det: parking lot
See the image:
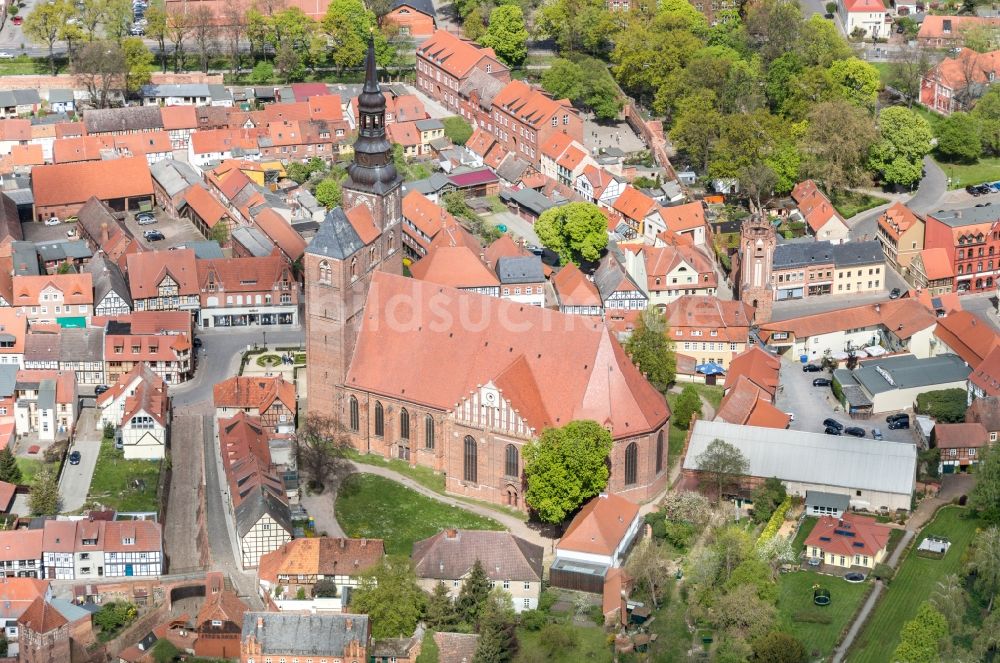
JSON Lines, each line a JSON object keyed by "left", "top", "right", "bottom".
{"left": 120, "top": 208, "right": 205, "bottom": 250}
{"left": 22, "top": 219, "right": 81, "bottom": 243}
{"left": 774, "top": 355, "right": 917, "bottom": 445}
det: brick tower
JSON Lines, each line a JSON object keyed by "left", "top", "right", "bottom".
{"left": 304, "top": 37, "right": 403, "bottom": 418}
{"left": 738, "top": 212, "right": 776, "bottom": 323}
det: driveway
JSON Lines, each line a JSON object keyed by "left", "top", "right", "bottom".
{"left": 774, "top": 357, "right": 917, "bottom": 444}
{"left": 59, "top": 409, "right": 102, "bottom": 513}
{"left": 483, "top": 211, "right": 541, "bottom": 246}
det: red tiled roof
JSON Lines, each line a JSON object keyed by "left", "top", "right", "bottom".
{"left": 918, "top": 247, "right": 953, "bottom": 280}
{"left": 933, "top": 311, "right": 1000, "bottom": 366}
{"left": 844, "top": 0, "right": 884, "bottom": 11}
{"left": 970, "top": 345, "right": 1000, "bottom": 397}
{"left": 417, "top": 30, "right": 504, "bottom": 79}
{"left": 32, "top": 158, "right": 153, "bottom": 208}
{"left": 539, "top": 132, "right": 573, "bottom": 161}
{"left": 804, "top": 513, "right": 891, "bottom": 560}
{"left": 725, "top": 345, "right": 780, "bottom": 396}
{"left": 258, "top": 537, "right": 385, "bottom": 584}
{"left": 160, "top": 105, "right": 198, "bottom": 130}
{"left": 17, "top": 597, "right": 68, "bottom": 633}
{"left": 557, "top": 493, "right": 639, "bottom": 556}
{"left": 126, "top": 248, "right": 198, "bottom": 299}
{"left": 12, "top": 273, "right": 93, "bottom": 306}
{"left": 715, "top": 376, "right": 789, "bottom": 429}
{"left": 102, "top": 520, "right": 162, "bottom": 553}
{"left": 411, "top": 245, "right": 498, "bottom": 289}
{"left": 253, "top": 208, "right": 307, "bottom": 261}
{"left": 402, "top": 190, "right": 460, "bottom": 250}
{"left": 664, "top": 295, "right": 753, "bottom": 343}
{"left": 878, "top": 202, "right": 923, "bottom": 241}
{"left": 183, "top": 185, "right": 229, "bottom": 228}
{"left": 918, "top": 15, "right": 1000, "bottom": 40}
{"left": 657, "top": 201, "right": 705, "bottom": 232}
{"left": 552, "top": 263, "right": 602, "bottom": 308}
{"left": 387, "top": 121, "right": 421, "bottom": 147}
{"left": 612, "top": 186, "right": 656, "bottom": 222}
{"left": 935, "top": 422, "right": 988, "bottom": 448}
{"left": 493, "top": 80, "right": 572, "bottom": 129}
{"left": 213, "top": 375, "right": 296, "bottom": 413}
{"left": 759, "top": 299, "right": 935, "bottom": 342}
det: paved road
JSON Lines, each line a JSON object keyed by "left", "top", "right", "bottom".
{"left": 162, "top": 414, "right": 208, "bottom": 573}
{"left": 59, "top": 409, "right": 102, "bottom": 513}
{"left": 908, "top": 157, "right": 949, "bottom": 214}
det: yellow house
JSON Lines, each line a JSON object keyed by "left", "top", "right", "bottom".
{"left": 804, "top": 513, "right": 892, "bottom": 569}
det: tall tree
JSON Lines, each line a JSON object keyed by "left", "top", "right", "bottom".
{"left": 868, "top": 106, "right": 933, "bottom": 188}
{"left": 802, "top": 100, "right": 878, "bottom": 192}
{"left": 79, "top": 0, "right": 106, "bottom": 41}
{"left": 122, "top": 37, "right": 154, "bottom": 96}
{"left": 220, "top": 0, "right": 248, "bottom": 73}
{"left": 929, "top": 574, "right": 967, "bottom": 632}
{"left": 24, "top": 0, "right": 70, "bottom": 75}
{"left": 888, "top": 43, "right": 932, "bottom": 107}
{"left": 74, "top": 40, "right": 127, "bottom": 108}
{"left": 744, "top": 0, "right": 801, "bottom": 65}
{"left": 541, "top": 59, "right": 586, "bottom": 101}
{"left": 28, "top": 468, "right": 61, "bottom": 516}
{"left": 671, "top": 90, "right": 722, "bottom": 173}
{"left": 144, "top": 0, "right": 169, "bottom": 73}
{"left": 59, "top": 19, "right": 86, "bottom": 67}
{"left": 936, "top": 112, "right": 982, "bottom": 163}
{"left": 971, "top": 445, "right": 1000, "bottom": 523}
{"left": 350, "top": 556, "right": 427, "bottom": 638}
{"left": 794, "top": 15, "right": 852, "bottom": 67}
{"left": 673, "top": 385, "right": 702, "bottom": 430}
{"left": 624, "top": 307, "right": 677, "bottom": 394}
{"left": 626, "top": 539, "right": 673, "bottom": 607}
{"left": 315, "top": 179, "right": 343, "bottom": 209}
{"left": 103, "top": 0, "right": 134, "bottom": 42}
{"left": 424, "top": 582, "right": 458, "bottom": 630}
{"left": 166, "top": 9, "right": 191, "bottom": 73}
{"left": 536, "top": 0, "right": 616, "bottom": 57}
{"left": 752, "top": 632, "right": 808, "bottom": 663}
{"left": 828, "top": 58, "right": 881, "bottom": 109}
{"left": 456, "top": 560, "right": 492, "bottom": 627}
{"left": 750, "top": 477, "right": 787, "bottom": 524}
{"left": 534, "top": 202, "right": 608, "bottom": 265}
{"left": 479, "top": 5, "right": 528, "bottom": 67}
{"left": 322, "top": 0, "right": 377, "bottom": 73}
{"left": 968, "top": 526, "right": 1000, "bottom": 612}
{"left": 523, "top": 420, "right": 613, "bottom": 523}
{"left": 893, "top": 602, "right": 948, "bottom": 663}
{"left": 0, "top": 448, "right": 22, "bottom": 485}
{"left": 295, "top": 412, "right": 350, "bottom": 492}
{"left": 695, "top": 438, "right": 749, "bottom": 499}
{"left": 190, "top": 6, "right": 218, "bottom": 73}
{"left": 473, "top": 590, "right": 517, "bottom": 663}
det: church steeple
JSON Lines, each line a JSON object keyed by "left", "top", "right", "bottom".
{"left": 346, "top": 35, "right": 399, "bottom": 193}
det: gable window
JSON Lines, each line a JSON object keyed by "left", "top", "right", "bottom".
{"left": 374, "top": 402, "right": 384, "bottom": 437}
{"left": 349, "top": 396, "right": 359, "bottom": 432}
{"left": 425, "top": 415, "right": 435, "bottom": 449}
{"left": 505, "top": 444, "right": 518, "bottom": 478}
{"left": 624, "top": 442, "right": 638, "bottom": 486}
{"left": 400, "top": 408, "right": 410, "bottom": 440}
{"left": 463, "top": 436, "right": 477, "bottom": 483}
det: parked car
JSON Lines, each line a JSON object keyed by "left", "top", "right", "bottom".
{"left": 130, "top": 27, "right": 145, "bottom": 35}
{"left": 94, "top": 384, "right": 110, "bottom": 396}
{"left": 888, "top": 419, "right": 910, "bottom": 430}
{"left": 143, "top": 230, "right": 165, "bottom": 241}
{"left": 10, "top": 16, "right": 21, "bottom": 25}
{"left": 889, "top": 288, "right": 902, "bottom": 300}
{"left": 136, "top": 212, "right": 156, "bottom": 225}
{"left": 812, "top": 378, "right": 832, "bottom": 387}
{"left": 802, "top": 364, "right": 822, "bottom": 372}
{"left": 872, "top": 428, "right": 884, "bottom": 440}
{"left": 823, "top": 418, "right": 844, "bottom": 432}
{"left": 44, "top": 217, "right": 61, "bottom": 226}
{"left": 0, "top": 52, "right": 13, "bottom": 59}
{"left": 966, "top": 184, "right": 982, "bottom": 196}
{"left": 886, "top": 412, "right": 910, "bottom": 423}
{"left": 66, "top": 229, "right": 77, "bottom": 238}
{"left": 824, "top": 426, "right": 842, "bottom": 435}
{"left": 68, "top": 451, "right": 81, "bottom": 465}
{"left": 844, "top": 427, "right": 866, "bottom": 437}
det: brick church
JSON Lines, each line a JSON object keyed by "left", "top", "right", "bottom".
{"left": 304, "top": 41, "right": 671, "bottom": 510}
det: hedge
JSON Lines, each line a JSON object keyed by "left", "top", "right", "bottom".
{"left": 756, "top": 495, "right": 793, "bottom": 547}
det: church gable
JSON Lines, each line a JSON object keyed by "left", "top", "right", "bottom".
{"left": 454, "top": 381, "right": 534, "bottom": 438}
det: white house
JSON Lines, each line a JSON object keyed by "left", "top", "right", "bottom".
{"left": 235, "top": 488, "right": 293, "bottom": 570}
{"left": 14, "top": 370, "right": 77, "bottom": 442}
{"left": 552, "top": 493, "right": 641, "bottom": 586}
{"left": 96, "top": 363, "right": 170, "bottom": 460}
{"left": 840, "top": 0, "right": 887, "bottom": 39}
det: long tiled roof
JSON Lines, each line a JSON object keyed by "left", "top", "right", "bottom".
{"left": 412, "top": 530, "right": 542, "bottom": 582}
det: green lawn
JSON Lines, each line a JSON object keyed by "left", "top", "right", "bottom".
{"left": 791, "top": 517, "right": 818, "bottom": 554}
{"left": 645, "top": 580, "right": 695, "bottom": 662}
{"left": 335, "top": 474, "right": 504, "bottom": 556}
{"left": 16, "top": 457, "right": 48, "bottom": 485}
{"left": 777, "top": 570, "right": 870, "bottom": 659}
{"left": 829, "top": 189, "right": 889, "bottom": 219}
{"left": 872, "top": 61, "right": 892, "bottom": 85}
{"left": 847, "top": 507, "right": 982, "bottom": 663}
{"left": 514, "top": 623, "right": 610, "bottom": 663}
{"left": 938, "top": 155, "right": 1000, "bottom": 189}
{"left": 0, "top": 57, "right": 53, "bottom": 75}
{"left": 85, "top": 437, "right": 161, "bottom": 513}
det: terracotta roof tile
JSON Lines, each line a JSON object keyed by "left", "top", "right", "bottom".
{"left": 878, "top": 202, "right": 923, "bottom": 241}
{"left": 664, "top": 295, "right": 753, "bottom": 343}
{"left": 932, "top": 311, "right": 1000, "bottom": 366}
{"left": 552, "top": 263, "right": 602, "bottom": 307}
{"left": 258, "top": 537, "right": 385, "bottom": 584}
{"left": 657, "top": 201, "right": 705, "bottom": 232}
{"left": 17, "top": 597, "right": 68, "bottom": 633}
{"left": 725, "top": 345, "right": 781, "bottom": 396}
{"left": 918, "top": 247, "right": 953, "bottom": 280}
{"left": 412, "top": 530, "right": 542, "bottom": 582}
{"left": 126, "top": 249, "right": 199, "bottom": 299}
{"left": 759, "top": 299, "right": 935, "bottom": 342}
{"left": 183, "top": 185, "right": 230, "bottom": 227}
{"left": 804, "top": 513, "right": 891, "bottom": 559}
{"left": 214, "top": 375, "right": 296, "bottom": 413}
{"left": 558, "top": 493, "right": 639, "bottom": 556}
{"left": 12, "top": 273, "right": 93, "bottom": 307}
{"left": 970, "top": 346, "right": 1000, "bottom": 397}
{"left": 417, "top": 30, "right": 505, "bottom": 79}
{"left": 935, "top": 422, "right": 988, "bottom": 448}
{"left": 32, "top": 158, "right": 153, "bottom": 209}
{"left": 160, "top": 105, "right": 198, "bottom": 130}
{"left": 612, "top": 186, "right": 656, "bottom": 222}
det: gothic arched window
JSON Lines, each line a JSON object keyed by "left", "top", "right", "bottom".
{"left": 624, "top": 442, "right": 638, "bottom": 486}
{"left": 400, "top": 409, "right": 410, "bottom": 440}
{"left": 505, "top": 444, "right": 518, "bottom": 479}
{"left": 349, "top": 396, "right": 359, "bottom": 432}
{"left": 350, "top": 257, "right": 358, "bottom": 280}
{"left": 425, "top": 415, "right": 435, "bottom": 449}
{"left": 319, "top": 260, "right": 331, "bottom": 284}
{"left": 463, "top": 436, "right": 477, "bottom": 483}
{"left": 656, "top": 431, "right": 664, "bottom": 474}
{"left": 374, "top": 402, "right": 384, "bottom": 437}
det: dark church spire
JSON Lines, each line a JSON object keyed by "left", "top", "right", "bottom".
{"left": 346, "top": 33, "right": 399, "bottom": 194}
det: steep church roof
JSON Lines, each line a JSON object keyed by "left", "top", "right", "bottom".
{"left": 306, "top": 207, "right": 366, "bottom": 259}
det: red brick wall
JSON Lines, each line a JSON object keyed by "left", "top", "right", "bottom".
{"left": 385, "top": 7, "right": 436, "bottom": 38}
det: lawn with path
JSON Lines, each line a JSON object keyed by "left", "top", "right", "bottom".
{"left": 86, "top": 436, "right": 160, "bottom": 513}
{"left": 777, "top": 570, "right": 870, "bottom": 659}
{"left": 847, "top": 506, "right": 981, "bottom": 663}
{"left": 335, "top": 473, "right": 505, "bottom": 556}
{"left": 792, "top": 516, "right": 818, "bottom": 554}
{"left": 937, "top": 155, "right": 1000, "bottom": 189}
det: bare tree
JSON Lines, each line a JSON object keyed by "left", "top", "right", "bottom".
{"left": 166, "top": 9, "right": 191, "bottom": 73}
{"left": 221, "top": 0, "right": 248, "bottom": 74}
{"left": 296, "top": 412, "right": 352, "bottom": 493}
{"left": 888, "top": 42, "right": 933, "bottom": 107}
{"left": 74, "top": 40, "right": 127, "bottom": 108}
{"left": 626, "top": 539, "right": 673, "bottom": 608}
{"left": 190, "top": 6, "right": 218, "bottom": 73}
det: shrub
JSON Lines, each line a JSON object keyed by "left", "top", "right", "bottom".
{"left": 44, "top": 440, "right": 69, "bottom": 464}
{"left": 916, "top": 388, "right": 968, "bottom": 423}
{"left": 587, "top": 604, "right": 605, "bottom": 625}
{"left": 519, "top": 609, "right": 547, "bottom": 631}
{"left": 872, "top": 562, "right": 895, "bottom": 583}
{"left": 755, "top": 496, "right": 792, "bottom": 548}
{"left": 538, "top": 589, "right": 558, "bottom": 613}
{"left": 664, "top": 520, "right": 698, "bottom": 551}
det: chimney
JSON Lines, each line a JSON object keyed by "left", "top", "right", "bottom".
{"left": 100, "top": 222, "right": 110, "bottom": 246}
{"left": 345, "top": 618, "right": 353, "bottom": 632}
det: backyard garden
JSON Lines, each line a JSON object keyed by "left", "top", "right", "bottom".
{"left": 85, "top": 431, "right": 161, "bottom": 513}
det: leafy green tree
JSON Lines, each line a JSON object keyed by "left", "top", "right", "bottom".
{"left": 797, "top": 15, "right": 852, "bottom": 67}
{"left": 579, "top": 58, "right": 623, "bottom": 120}
{"left": 968, "top": 526, "right": 1000, "bottom": 611}
{"left": 350, "top": 556, "right": 427, "bottom": 638}
{"left": 750, "top": 477, "right": 786, "bottom": 524}
{"left": 250, "top": 61, "right": 275, "bottom": 84}
{"left": 973, "top": 85, "right": 1000, "bottom": 155}
{"left": 122, "top": 37, "right": 154, "bottom": 96}
{"left": 536, "top": 0, "right": 616, "bottom": 57}
{"left": 323, "top": 0, "right": 382, "bottom": 72}
{"left": 802, "top": 100, "right": 878, "bottom": 191}
{"left": 534, "top": 202, "right": 608, "bottom": 265}
{"left": 869, "top": 106, "right": 933, "bottom": 187}
{"left": 893, "top": 602, "right": 948, "bottom": 663}
{"left": 166, "top": 9, "right": 191, "bottom": 73}
{"left": 623, "top": 308, "right": 676, "bottom": 393}
{"left": 915, "top": 388, "right": 968, "bottom": 423}
{"left": 210, "top": 223, "right": 229, "bottom": 245}
{"left": 93, "top": 601, "right": 138, "bottom": 633}
{"left": 103, "top": 0, "right": 134, "bottom": 41}
{"left": 463, "top": 6, "right": 487, "bottom": 41}
{"left": 145, "top": 0, "right": 169, "bottom": 73}
{"left": 523, "top": 420, "right": 613, "bottom": 523}
{"left": 626, "top": 538, "right": 673, "bottom": 607}
{"left": 828, "top": 58, "right": 881, "bottom": 108}
{"left": 473, "top": 590, "right": 517, "bottom": 663}
{"left": 275, "top": 42, "right": 305, "bottom": 83}
{"left": 673, "top": 385, "right": 702, "bottom": 430}
{"left": 151, "top": 638, "right": 180, "bottom": 663}
{"left": 972, "top": 445, "right": 1000, "bottom": 524}
{"left": 715, "top": 583, "right": 776, "bottom": 640}
{"left": 744, "top": 0, "right": 801, "bottom": 65}
{"left": 456, "top": 560, "right": 491, "bottom": 627}
{"left": 424, "top": 581, "right": 457, "bottom": 630}
{"left": 313, "top": 578, "right": 338, "bottom": 597}
{"left": 671, "top": 90, "right": 722, "bottom": 172}
{"left": 479, "top": 5, "right": 528, "bottom": 67}
{"left": 315, "top": 178, "right": 343, "bottom": 210}
{"left": 695, "top": 438, "right": 749, "bottom": 500}
{"left": 0, "top": 448, "right": 22, "bottom": 485}
{"left": 443, "top": 116, "right": 473, "bottom": 146}
{"left": 752, "top": 631, "right": 807, "bottom": 663}
{"left": 28, "top": 468, "right": 61, "bottom": 516}
{"left": 24, "top": 0, "right": 71, "bottom": 75}
{"left": 936, "top": 112, "right": 982, "bottom": 163}
{"left": 541, "top": 59, "right": 586, "bottom": 101}
{"left": 78, "top": 0, "right": 106, "bottom": 41}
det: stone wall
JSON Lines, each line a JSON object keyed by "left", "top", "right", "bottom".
{"left": 0, "top": 72, "right": 222, "bottom": 91}
{"left": 623, "top": 102, "right": 676, "bottom": 180}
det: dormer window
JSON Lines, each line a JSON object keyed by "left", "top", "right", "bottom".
{"left": 122, "top": 537, "right": 135, "bottom": 545}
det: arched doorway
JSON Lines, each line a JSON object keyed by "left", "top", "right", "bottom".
{"left": 505, "top": 485, "right": 518, "bottom": 507}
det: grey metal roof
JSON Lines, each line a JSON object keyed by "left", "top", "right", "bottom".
{"left": 208, "top": 85, "right": 233, "bottom": 102}
{"left": 241, "top": 613, "right": 370, "bottom": 656}
{"left": 495, "top": 155, "right": 530, "bottom": 184}
{"left": 500, "top": 188, "right": 555, "bottom": 216}
{"left": 415, "top": 118, "right": 444, "bottom": 131}
{"left": 85, "top": 254, "right": 132, "bottom": 309}
{"left": 12, "top": 241, "right": 39, "bottom": 275}
{"left": 4, "top": 188, "right": 32, "bottom": 206}
{"left": 832, "top": 240, "right": 883, "bottom": 268}
{"left": 0, "top": 91, "right": 14, "bottom": 107}
{"left": 773, "top": 241, "right": 834, "bottom": 270}
{"left": 47, "top": 90, "right": 75, "bottom": 104}
{"left": 150, "top": 160, "right": 202, "bottom": 199}
{"left": 38, "top": 379, "right": 56, "bottom": 410}
{"left": 234, "top": 488, "right": 292, "bottom": 537}
{"left": 407, "top": 173, "right": 452, "bottom": 195}
{"left": 682, "top": 419, "right": 917, "bottom": 496}
{"left": 392, "top": 0, "right": 436, "bottom": 16}
{"left": 496, "top": 256, "right": 544, "bottom": 284}
{"left": 179, "top": 241, "right": 224, "bottom": 259}
{"left": 50, "top": 598, "right": 90, "bottom": 623}
{"left": 806, "top": 490, "right": 850, "bottom": 511}
{"left": 253, "top": 87, "right": 277, "bottom": 100}
{"left": 232, "top": 226, "right": 276, "bottom": 258}
{"left": 0, "top": 365, "right": 17, "bottom": 398}
{"left": 928, "top": 205, "right": 1000, "bottom": 228}
{"left": 850, "top": 353, "right": 971, "bottom": 395}
{"left": 12, "top": 89, "right": 39, "bottom": 106}
{"left": 306, "top": 207, "right": 365, "bottom": 259}
{"left": 35, "top": 240, "right": 92, "bottom": 262}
